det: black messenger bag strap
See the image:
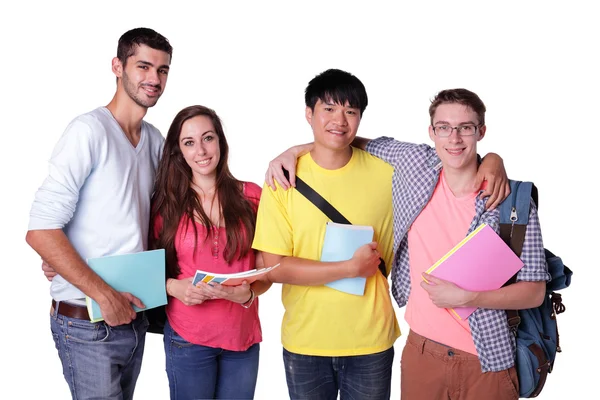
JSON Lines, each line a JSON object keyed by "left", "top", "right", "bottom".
{"left": 284, "top": 170, "right": 351, "bottom": 225}
{"left": 283, "top": 169, "right": 387, "bottom": 277}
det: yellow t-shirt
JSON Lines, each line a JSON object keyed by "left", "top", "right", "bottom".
{"left": 252, "top": 148, "right": 400, "bottom": 356}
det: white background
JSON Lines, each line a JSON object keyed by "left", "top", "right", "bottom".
{"left": 1, "top": 1, "right": 595, "bottom": 399}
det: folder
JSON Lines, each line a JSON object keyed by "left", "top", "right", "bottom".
{"left": 424, "top": 223, "right": 524, "bottom": 320}
{"left": 85, "top": 249, "right": 168, "bottom": 322}
{"left": 321, "top": 222, "right": 374, "bottom": 296}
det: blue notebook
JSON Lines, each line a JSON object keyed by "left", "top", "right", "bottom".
{"left": 321, "top": 222, "right": 374, "bottom": 296}
{"left": 85, "top": 249, "right": 167, "bottom": 322}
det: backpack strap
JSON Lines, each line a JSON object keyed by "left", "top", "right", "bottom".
{"left": 499, "top": 180, "right": 536, "bottom": 332}
{"left": 499, "top": 180, "right": 536, "bottom": 256}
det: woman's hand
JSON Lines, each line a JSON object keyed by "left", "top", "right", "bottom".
{"left": 196, "top": 280, "right": 253, "bottom": 304}
{"left": 167, "top": 277, "right": 211, "bottom": 306}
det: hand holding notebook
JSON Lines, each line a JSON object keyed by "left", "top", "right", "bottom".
{"left": 422, "top": 223, "right": 524, "bottom": 320}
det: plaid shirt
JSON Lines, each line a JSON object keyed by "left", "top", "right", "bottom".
{"left": 366, "top": 137, "right": 550, "bottom": 372}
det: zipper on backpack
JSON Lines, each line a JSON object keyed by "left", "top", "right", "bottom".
{"left": 509, "top": 181, "right": 521, "bottom": 237}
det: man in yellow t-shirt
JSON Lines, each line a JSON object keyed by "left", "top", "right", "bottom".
{"left": 252, "top": 69, "right": 399, "bottom": 400}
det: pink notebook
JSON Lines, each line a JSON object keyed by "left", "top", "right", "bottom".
{"left": 424, "top": 223, "right": 524, "bottom": 320}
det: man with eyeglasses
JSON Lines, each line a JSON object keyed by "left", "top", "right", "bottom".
{"left": 264, "top": 87, "right": 534, "bottom": 398}
{"left": 371, "top": 88, "right": 547, "bottom": 399}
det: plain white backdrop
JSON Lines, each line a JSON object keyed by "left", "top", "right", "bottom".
{"left": 1, "top": 1, "right": 595, "bottom": 398}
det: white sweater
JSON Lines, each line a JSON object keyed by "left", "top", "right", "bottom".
{"left": 28, "top": 107, "right": 164, "bottom": 302}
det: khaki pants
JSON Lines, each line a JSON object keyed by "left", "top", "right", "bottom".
{"left": 400, "top": 331, "right": 519, "bottom": 400}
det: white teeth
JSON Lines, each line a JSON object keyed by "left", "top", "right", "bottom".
{"left": 447, "top": 149, "right": 464, "bottom": 155}
{"left": 196, "top": 160, "right": 210, "bottom": 165}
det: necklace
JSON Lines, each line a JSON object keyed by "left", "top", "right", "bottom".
{"left": 211, "top": 217, "right": 220, "bottom": 259}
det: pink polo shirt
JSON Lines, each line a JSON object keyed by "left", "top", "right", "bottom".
{"left": 155, "top": 182, "right": 262, "bottom": 351}
{"left": 405, "top": 171, "right": 478, "bottom": 355}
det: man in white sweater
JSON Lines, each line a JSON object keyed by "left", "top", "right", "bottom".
{"left": 25, "top": 27, "right": 172, "bottom": 400}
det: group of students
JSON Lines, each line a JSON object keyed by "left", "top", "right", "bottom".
{"left": 26, "top": 27, "right": 550, "bottom": 400}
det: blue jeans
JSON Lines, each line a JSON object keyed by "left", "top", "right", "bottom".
{"left": 283, "top": 347, "right": 394, "bottom": 400}
{"left": 50, "top": 305, "right": 148, "bottom": 400}
{"left": 164, "top": 320, "right": 260, "bottom": 400}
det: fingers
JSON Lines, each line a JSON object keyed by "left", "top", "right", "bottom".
{"left": 486, "top": 183, "right": 502, "bottom": 210}
{"left": 472, "top": 173, "right": 484, "bottom": 192}
{"left": 195, "top": 282, "right": 231, "bottom": 299}
{"left": 41, "top": 260, "right": 57, "bottom": 281}
{"left": 288, "top": 165, "right": 296, "bottom": 188}
{"left": 273, "top": 166, "right": 291, "bottom": 190}
{"left": 266, "top": 160, "right": 293, "bottom": 191}
{"left": 123, "top": 292, "right": 145, "bottom": 309}
{"left": 265, "top": 168, "right": 275, "bottom": 191}
{"left": 483, "top": 180, "right": 497, "bottom": 209}
{"left": 421, "top": 272, "right": 440, "bottom": 284}
{"left": 484, "top": 177, "right": 509, "bottom": 210}
{"left": 488, "top": 179, "right": 511, "bottom": 210}
{"left": 420, "top": 280, "right": 432, "bottom": 292}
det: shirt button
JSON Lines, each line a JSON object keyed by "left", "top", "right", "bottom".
{"left": 448, "top": 350, "right": 455, "bottom": 357}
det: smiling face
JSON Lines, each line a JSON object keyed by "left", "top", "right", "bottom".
{"left": 115, "top": 44, "right": 170, "bottom": 109}
{"left": 429, "top": 102, "right": 486, "bottom": 173}
{"left": 306, "top": 99, "right": 361, "bottom": 151}
{"left": 179, "top": 115, "right": 221, "bottom": 182}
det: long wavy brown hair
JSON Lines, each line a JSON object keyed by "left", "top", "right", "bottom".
{"left": 149, "top": 105, "right": 257, "bottom": 279}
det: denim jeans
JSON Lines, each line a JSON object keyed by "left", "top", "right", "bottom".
{"left": 283, "top": 347, "right": 394, "bottom": 400}
{"left": 164, "top": 320, "right": 260, "bottom": 400}
{"left": 50, "top": 305, "right": 149, "bottom": 400}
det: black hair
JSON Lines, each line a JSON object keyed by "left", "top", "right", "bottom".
{"left": 305, "top": 69, "right": 368, "bottom": 116}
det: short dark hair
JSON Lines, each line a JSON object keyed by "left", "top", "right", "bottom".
{"left": 429, "top": 88, "right": 486, "bottom": 126}
{"left": 305, "top": 69, "right": 368, "bottom": 116}
{"left": 117, "top": 27, "right": 173, "bottom": 66}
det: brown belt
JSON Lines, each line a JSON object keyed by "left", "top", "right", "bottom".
{"left": 51, "top": 299, "right": 90, "bottom": 320}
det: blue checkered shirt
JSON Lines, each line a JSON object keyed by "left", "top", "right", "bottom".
{"left": 366, "top": 137, "right": 550, "bottom": 372}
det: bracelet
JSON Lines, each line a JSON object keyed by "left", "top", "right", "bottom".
{"left": 240, "top": 288, "right": 255, "bottom": 309}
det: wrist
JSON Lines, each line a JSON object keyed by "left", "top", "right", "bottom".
{"left": 293, "top": 143, "right": 313, "bottom": 157}
{"left": 463, "top": 290, "right": 479, "bottom": 307}
{"left": 345, "top": 259, "right": 358, "bottom": 278}
{"left": 95, "top": 285, "right": 118, "bottom": 307}
{"left": 240, "top": 288, "right": 255, "bottom": 308}
{"left": 166, "top": 278, "right": 175, "bottom": 296}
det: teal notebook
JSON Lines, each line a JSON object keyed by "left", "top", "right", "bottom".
{"left": 85, "top": 249, "right": 167, "bottom": 322}
{"left": 321, "top": 222, "right": 374, "bottom": 296}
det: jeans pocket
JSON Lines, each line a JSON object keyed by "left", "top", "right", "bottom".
{"left": 169, "top": 329, "right": 194, "bottom": 349}
{"left": 66, "top": 318, "right": 110, "bottom": 343}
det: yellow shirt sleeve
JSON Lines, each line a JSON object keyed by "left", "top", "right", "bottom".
{"left": 252, "top": 182, "right": 294, "bottom": 257}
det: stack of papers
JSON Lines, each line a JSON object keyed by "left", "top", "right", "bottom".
{"left": 192, "top": 263, "right": 280, "bottom": 286}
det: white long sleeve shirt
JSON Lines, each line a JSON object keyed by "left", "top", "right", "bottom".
{"left": 28, "top": 107, "right": 164, "bottom": 303}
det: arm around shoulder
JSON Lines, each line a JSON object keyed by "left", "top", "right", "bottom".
{"left": 364, "top": 136, "right": 430, "bottom": 169}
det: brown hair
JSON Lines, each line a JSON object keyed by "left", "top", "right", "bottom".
{"left": 429, "top": 88, "right": 486, "bottom": 126}
{"left": 149, "top": 105, "right": 257, "bottom": 278}
{"left": 117, "top": 27, "right": 173, "bottom": 66}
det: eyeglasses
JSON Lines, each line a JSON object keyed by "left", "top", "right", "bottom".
{"left": 432, "top": 124, "right": 479, "bottom": 137}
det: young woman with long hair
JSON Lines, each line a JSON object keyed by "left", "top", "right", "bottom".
{"left": 150, "top": 105, "right": 270, "bottom": 400}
